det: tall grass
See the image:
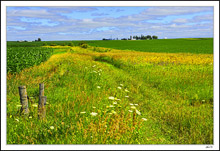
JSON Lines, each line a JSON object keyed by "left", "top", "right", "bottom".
{"left": 6, "top": 45, "right": 213, "bottom": 144}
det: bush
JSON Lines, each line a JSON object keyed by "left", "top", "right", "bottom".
{"left": 78, "top": 42, "right": 88, "bottom": 49}
{"left": 81, "top": 43, "right": 88, "bottom": 49}
{"left": 68, "top": 42, "right": 74, "bottom": 47}
{"left": 43, "top": 42, "right": 48, "bottom": 46}
{"left": 50, "top": 43, "right": 57, "bottom": 46}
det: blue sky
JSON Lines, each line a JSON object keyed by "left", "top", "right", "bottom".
{"left": 6, "top": 6, "right": 214, "bottom": 41}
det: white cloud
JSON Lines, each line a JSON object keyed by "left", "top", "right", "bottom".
{"left": 172, "top": 18, "right": 188, "bottom": 23}
{"left": 6, "top": 6, "right": 214, "bottom": 41}
{"left": 141, "top": 7, "right": 213, "bottom": 16}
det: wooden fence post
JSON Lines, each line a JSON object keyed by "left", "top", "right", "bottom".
{"left": 39, "top": 83, "right": 44, "bottom": 99}
{"left": 38, "top": 83, "right": 46, "bottom": 120}
{"left": 39, "top": 83, "right": 46, "bottom": 105}
{"left": 38, "top": 96, "right": 47, "bottom": 120}
{"left": 18, "top": 86, "right": 29, "bottom": 115}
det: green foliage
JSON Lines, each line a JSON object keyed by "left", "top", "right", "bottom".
{"left": 50, "top": 43, "right": 57, "bottom": 46}
{"left": 7, "top": 47, "right": 53, "bottom": 73}
{"left": 68, "top": 42, "right": 74, "bottom": 47}
{"left": 93, "top": 56, "right": 125, "bottom": 69}
{"left": 92, "top": 47, "right": 111, "bottom": 52}
{"left": 78, "top": 42, "right": 88, "bottom": 49}
{"left": 42, "top": 42, "right": 48, "bottom": 46}
{"left": 152, "top": 35, "right": 158, "bottom": 39}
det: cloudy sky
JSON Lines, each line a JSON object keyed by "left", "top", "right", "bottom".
{"left": 6, "top": 6, "right": 214, "bottom": 41}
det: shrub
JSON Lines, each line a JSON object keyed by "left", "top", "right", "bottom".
{"left": 42, "top": 42, "right": 48, "bottom": 46}
{"left": 68, "top": 42, "right": 74, "bottom": 47}
{"left": 50, "top": 43, "right": 57, "bottom": 46}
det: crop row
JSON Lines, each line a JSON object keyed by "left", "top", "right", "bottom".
{"left": 7, "top": 47, "right": 53, "bottom": 73}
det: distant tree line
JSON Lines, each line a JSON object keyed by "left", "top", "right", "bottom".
{"left": 17, "top": 38, "right": 41, "bottom": 42}
{"left": 132, "top": 35, "right": 158, "bottom": 40}
{"left": 103, "top": 35, "right": 158, "bottom": 41}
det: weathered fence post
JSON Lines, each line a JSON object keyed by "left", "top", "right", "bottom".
{"left": 38, "top": 96, "right": 47, "bottom": 120}
{"left": 39, "top": 83, "right": 44, "bottom": 99}
{"left": 38, "top": 83, "right": 46, "bottom": 120}
{"left": 39, "top": 83, "right": 46, "bottom": 105}
{"left": 18, "top": 86, "right": 29, "bottom": 115}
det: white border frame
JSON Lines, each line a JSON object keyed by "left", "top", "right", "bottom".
{"left": 1, "top": 1, "right": 219, "bottom": 150}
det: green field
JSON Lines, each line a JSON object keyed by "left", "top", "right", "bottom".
{"left": 7, "top": 47, "right": 53, "bottom": 73}
{"left": 87, "top": 38, "right": 213, "bottom": 54}
{"left": 7, "top": 38, "right": 213, "bottom": 54}
{"left": 6, "top": 38, "right": 213, "bottom": 144}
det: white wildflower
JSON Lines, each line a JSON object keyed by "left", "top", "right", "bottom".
{"left": 80, "top": 111, "right": 86, "bottom": 114}
{"left": 50, "top": 126, "right": 54, "bottom": 130}
{"left": 90, "top": 112, "right": 98, "bottom": 116}
{"left": 130, "top": 106, "right": 136, "bottom": 109}
{"left": 128, "top": 110, "right": 133, "bottom": 113}
{"left": 111, "top": 110, "right": 117, "bottom": 114}
{"left": 29, "top": 116, "right": 32, "bottom": 119}
{"left": 113, "top": 101, "right": 117, "bottom": 105}
{"left": 134, "top": 104, "right": 138, "bottom": 106}
{"left": 15, "top": 119, "right": 19, "bottom": 122}
{"left": 117, "top": 87, "right": 122, "bottom": 89}
{"left": 109, "top": 96, "right": 114, "bottom": 100}
{"left": 142, "top": 118, "right": 147, "bottom": 121}
{"left": 125, "top": 96, "right": 129, "bottom": 98}
{"left": 125, "top": 89, "right": 129, "bottom": 92}
{"left": 93, "top": 106, "right": 96, "bottom": 109}
{"left": 116, "top": 99, "right": 121, "bottom": 101}
{"left": 130, "top": 103, "right": 134, "bottom": 106}
{"left": 120, "top": 84, "right": 123, "bottom": 86}
{"left": 97, "top": 86, "right": 101, "bottom": 89}
{"left": 136, "top": 109, "right": 141, "bottom": 115}
{"left": 109, "top": 105, "right": 115, "bottom": 108}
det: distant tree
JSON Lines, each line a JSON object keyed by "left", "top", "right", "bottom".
{"left": 141, "top": 34, "right": 146, "bottom": 40}
{"left": 146, "top": 35, "right": 152, "bottom": 40}
{"left": 152, "top": 35, "right": 158, "bottom": 39}
{"left": 38, "top": 38, "right": 41, "bottom": 41}
{"left": 121, "top": 38, "right": 127, "bottom": 40}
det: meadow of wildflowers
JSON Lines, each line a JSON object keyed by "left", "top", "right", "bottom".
{"left": 6, "top": 39, "right": 213, "bottom": 144}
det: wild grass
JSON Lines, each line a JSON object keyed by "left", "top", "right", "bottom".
{"left": 6, "top": 44, "right": 213, "bottom": 144}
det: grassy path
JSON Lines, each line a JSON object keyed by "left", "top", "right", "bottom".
{"left": 7, "top": 46, "right": 213, "bottom": 144}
